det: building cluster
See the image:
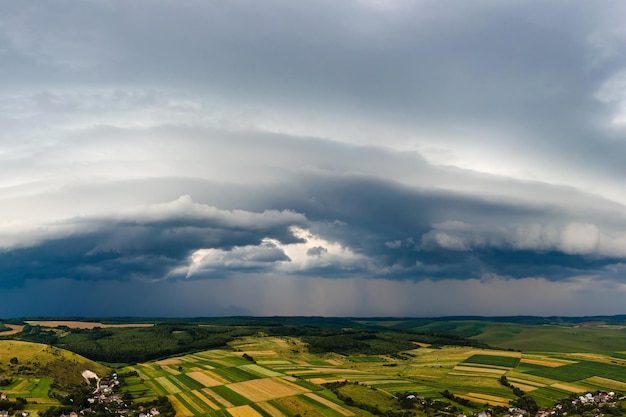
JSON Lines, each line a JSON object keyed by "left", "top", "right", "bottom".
{"left": 62, "top": 373, "right": 162, "bottom": 417}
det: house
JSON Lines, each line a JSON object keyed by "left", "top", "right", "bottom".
{"left": 0, "top": 411, "right": 9, "bottom": 417}
{"left": 0, "top": 393, "right": 6, "bottom": 400}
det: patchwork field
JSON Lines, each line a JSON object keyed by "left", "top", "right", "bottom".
{"left": 123, "top": 341, "right": 362, "bottom": 417}
{"left": 120, "top": 335, "right": 626, "bottom": 417}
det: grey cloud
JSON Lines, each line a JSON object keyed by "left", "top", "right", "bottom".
{"left": 0, "top": 197, "right": 306, "bottom": 288}
{"left": 306, "top": 246, "right": 328, "bottom": 257}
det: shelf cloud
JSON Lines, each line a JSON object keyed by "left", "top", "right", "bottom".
{"left": 2, "top": 0, "right": 626, "bottom": 316}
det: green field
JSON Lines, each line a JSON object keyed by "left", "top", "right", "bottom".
{"left": 463, "top": 354, "right": 520, "bottom": 368}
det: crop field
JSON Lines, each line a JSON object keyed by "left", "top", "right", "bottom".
{"left": 0, "top": 324, "right": 25, "bottom": 336}
{"left": 6, "top": 318, "right": 626, "bottom": 417}
{"left": 463, "top": 354, "right": 521, "bottom": 368}
{"left": 117, "top": 333, "right": 626, "bottom": 417}
{"left": 123, "top": 341, "right": 365, "bottom": 417}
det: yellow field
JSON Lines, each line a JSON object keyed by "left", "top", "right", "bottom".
{"left": 187, "top": 371, "right": 223, "bottom": 387}
{"left": 228, "top": 378, "right": 308, "bottom": 402}
{"left": 469, "top": 349, "right": 521, "bottom": 358}
{"left": 520, "top": 358, "right": 571, "bottom": 367}
{"left": 453, "top": 365, "right": 506, "bottom": 374}
{"left": 509, "top": 382, "right": 539, "bottom": 392}
{"left": 551, "top": 383, "right": 586, "bottom": 393}
{"left": 157, "top": 358, "right": 182, "bottom": 365}
{"left": 458, "top": 393, "right": 510, "bottom": 407}
{"left": 156, "top": 376, "right": 181, "bottom": 394}
{"left": 0, "top": 324, "right": 24, "bottom": 335}
{"left": 228, "top": 405, "right": 264, "bottom": 417}
{"left": 257, "top": 401, "right": 287, "bottom": 417}
{"left": 203, "top": 388, "right": 234, "bottom": 408}
{"left": 161, "top": 366, "right": 180, "bottom": 375}
{"left": 167, "top": 395, "right": 193, "bottom": 417}
{"left": 276, "top": 397, "right": 325, "bottom": 417}
{"left": 507, "top": 377, "right": 545, "bottom": 387}
{"left": 239, "top": 350, "right": 277, "bottom": 356}
{"left": 584, "top": 376, "right": 626, "bottom": 391}
{"left": 191, "top": 390, "right": 220, "bottom": 410}
{"left": 303, "top": 393, "right": 354, "bottom": 416}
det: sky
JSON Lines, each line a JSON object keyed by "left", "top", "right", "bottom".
{"left": 2, "top": 1, "right": 626, "bottom": 318}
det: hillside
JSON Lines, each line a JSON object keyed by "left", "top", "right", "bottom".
{"left": 0, "top": 340, "right": 109, "bottom": 388}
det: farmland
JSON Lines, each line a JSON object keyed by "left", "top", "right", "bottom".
{"left": 5, "top": 317, "right": 626, "bottom": 416}
{"left": 118, "top": 333, "right": 626, "bottom": 417}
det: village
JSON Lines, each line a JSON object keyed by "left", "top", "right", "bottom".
{"left": 448, "top": 390, "right": 621, "bottom": 417}
{"left": 0, "top": 372, "right": 173, "bottom": 417}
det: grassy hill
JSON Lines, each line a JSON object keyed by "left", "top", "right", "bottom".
{"left": 0, "top": 340, "right": 109, "bottom": 388}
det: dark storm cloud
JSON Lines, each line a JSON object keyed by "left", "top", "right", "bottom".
{"left": 2, "top": 157, "right": 625, "bottom": 288}
{"left": 0, "top": 197, "right": 305, "bottom": 288}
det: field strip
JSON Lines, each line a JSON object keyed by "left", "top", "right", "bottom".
{"left": 187, "top": 354, "right": 217, "bottom": 365}
{"left": 167, "top": 394, "right": 193, "bottom": 417}
{"left": 179, "top": 391, "right": 208, "bottom": 414}
{"left": 157, "top": 358, "right": 182, "bottom": 366}
{"left": 188, "top": 371, "right": 223, "bottom": 387}
{"left": 326, "top": 359, "right": 342, "bottom": 365}
{"left": 0, "top": 324, "right": 24, "bottom": 335}
{"left": 362, "top": 380, "right": 414, "bottom": 385}
{"left": 312, "top": 367, "right": 363, "bottom": 373}
{"left": 507, "top": 377, "right": 546, "bottom": 387}
{"left": 240, "top": 351, "right": 278, "bottom": 356}
{"left": 209, "top": 359, "right": 233, "bottom": 367}
{"left": 468, "top": 350, "right": 521, "bottom": 357}
{"left": 307, "top": 378, "right": 346, "bottom": 385}
{"left": 258, "top": 360, "right": 293, "bottom": 365}
{"left": 11, "top": 380, "right": 30, "bottom": 391}
{"left": 585, "top": 376, "right": 626, "bottom": 391}
{"left": 191, "top": 390, "right": 220, "bottom": 410}
{"left": 565, "top": 353, "right": 615, "bottom": 363}
{"left": 551, "top": 383, "right": 586, "bottom": 393}
{"left": 505, "top": 371, "right": 556, "bottom": 385}
{"left": 462, "top": 363, "right": 512, "bottom": 370}
{"left": 453, "top": 366, "right": 505, "bottom": 374}
{"left": 241, "top": 364, "right": 283, "bottom": 377}
{"left": 227, "top": 405, "right": 264, "bottom": 417}
{"left": 162, "top": 366, "right": 181, "bottom": 375}
{"left": 457, "top": 394, "right": 509, "bottom": 407}
{"left": 303, "top": 393, "right": 354, "bottom": 416}
{"left": 156, "top": 376, "right": 181, "bottom": 394}
{"left": 228, "top": 377, "right": 308, "bottom": 402}
{"left": 467, "top": 393, "right": 511, "bottom": 402}
{"left": 257, "top": 401, "right": 287, "bottom": 417}
{"left": 520, "top": 358, "right": 571, "bottom": 367}
{"left": 202, "top": 370, "right": 232, "bottom": 384}
{"left": 274, "top": 377, "right": 312, "bottom": 392}
{"left": 509, "top": 382, "right": 539, "bottom": 392}
{"left": 203, "top": 388, "right": 234, "bottom": 408}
